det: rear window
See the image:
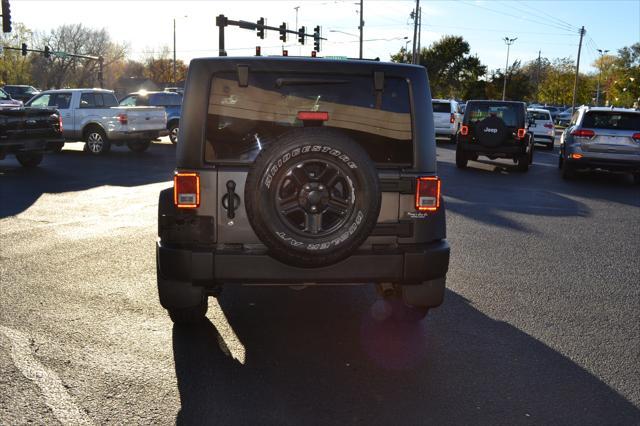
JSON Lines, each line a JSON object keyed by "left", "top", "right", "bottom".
{"left": 432, "top": 102, "right": 451, "bottom": 113}
{"left": 582, "top": 111, "right": 640, "bottom": 131}
{"left": 465, "top": 103, "right": 521, "bottom": 127}
{"left": 205, "top": 72, "right": 413, "bottom": 165}
{"left": 528, "top": 111, "right": 551, "bottom": 121}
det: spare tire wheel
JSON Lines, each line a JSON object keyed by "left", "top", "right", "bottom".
{"left": 473, "top": 116, "right": 507, "bottom": 147}
{"left": 244, "top": 128, "right": 381, "bottom": 268}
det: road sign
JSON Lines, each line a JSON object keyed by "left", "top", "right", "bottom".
{"left": 55, "top": 51, "right": 67, "bottom": 58}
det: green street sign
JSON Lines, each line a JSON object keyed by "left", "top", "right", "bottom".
{"left": 55, "top": 51, "right": 67, "bottom": 58}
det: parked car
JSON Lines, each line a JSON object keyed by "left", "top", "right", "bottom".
{"left": 0, "top": 88, "right": 23, "bottom": 109}
{"left": 456, "top": 100, "right": 534, "bottom": 172}
{"left": 555, "top": 108, "right": 573, "bottom": 126}
{"left": 164, "top": 87, "right": 184, "bottom": 96}
{"left": 2, "top": 85, "right": 40, "bottom": 103}
{"left": 26, "top": 89, "right": 167, "bottom": 154}
{"left": 432, "top": 99, "right": 462, "bottom": 142}
{"left": 527, "top": 108, "right": 556, "bottom": 150}
{"left": 156, "top": 57, "right": 450, "bottom": 324}
{"left": 0, "top": 107, "right": 64, "bottom": 167}
{"left": 559, "top": 106, "right": 640, "bottom": 182}
{"left": 543, "top": 105, "right": 564, "bottom": 120}
{"left": 119, "top": 91, "right": 182, "bottom": 144}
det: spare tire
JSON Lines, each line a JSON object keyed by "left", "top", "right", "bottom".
{"left": 473, "top": 116, "right": 507, "bottom": 147}
{"left": 244, "top": 128, "right": 381, "bottom": 268}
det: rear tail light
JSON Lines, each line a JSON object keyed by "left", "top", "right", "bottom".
{"left": 174, "top": 172, "right": 200, "bottom": 208}
{"left": 632, "top": 133, "right": 640, "bottom": 141}
{"left": 516, "top": 128, "right": 526, "bottom": 139}
{"left": 311, "top": 50, "right": 317, "bottom": 58}
{"left": 297, "top": 111, "right": 329, "bottom": 121}
{"left": 117, "top": 113, "right": 128, "bottom": 125}
{"left": 450, "top": 113, "right": 455, "bottom": 124}
{"left": 460, "top": 125, "right": 469, "bottom": 136}
{"left": 415, "top": 176, "right": 441, "bottom": 212}
{"left": 282, "top": 50, "right": 288, "bottom": 56}
{"left": 570, "top": 153, "right": 583, "bottom": 159}
{"left": 571, "top": 129, "right": 595, "bottom": 138}
{"left": 544, "top": 123, "right": 554, "bottom": 129}
{"left": 58, "top": 114, "right": 63, "bottom": 132}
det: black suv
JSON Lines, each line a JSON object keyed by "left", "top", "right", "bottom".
{"left": 456, "top": 100, "right": 534, "bottom": 172}
{"left": 156, "top": 57, "right": 449, "bottom": 324}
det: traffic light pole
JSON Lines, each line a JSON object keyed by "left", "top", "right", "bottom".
{"left": 215, "top": 14, "right": 326, "bottom": 57}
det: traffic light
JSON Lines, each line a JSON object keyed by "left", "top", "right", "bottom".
{"left": 1, "top": 0, "right": 11, "bottom": 33}
{"left": 313, "top": 26, "right": 321, "bottom": 51}
{"left": 298, "top": 26, "right": 305, "bottom": 44}
{"left": 21, "top": 42, "right": 27, "bottom": 56}
{"left": 256, "top": 17, "right": 265, "bottom": 39}
{"left": 279, "top": 22, "right": 286, "bottom": 42}
{"left": 44, "top": 46, "right": 50, "bottom": 58}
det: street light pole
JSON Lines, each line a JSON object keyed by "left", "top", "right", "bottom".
{"left": 596, "top": 48, "right": 609, "bottom": 106}
{"left": 358, "top": 0, "right": 364, "bottom": 59}
{"left": 502, "top": 36, "right": 517, "bottom": 101}
{"left": 411, "top": 0, "right": 420, "bottom": 64}
{"left": 173, "top": 18, "right": 176, "bottom": 86}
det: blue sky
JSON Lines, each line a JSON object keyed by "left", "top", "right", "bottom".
{"left": 13, "top": 0, "right": 640, "bottom": 74}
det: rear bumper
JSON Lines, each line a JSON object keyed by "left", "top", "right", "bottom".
{"left": 435, "top": 125, "right": 455, "bottom": 136}
{"left": 108, "top": 130, "right": 163, "bottom": 140}
{"left": 565, "top": 146, "right": 640, "bottom": 171}
{"left": 0, "top": 136, "right": 65, "bottom": 155}
{"left": 157, "top": 240, "right": 450, "bottom": 285}
{"left": 533, "top": 134, "right": 554, "bottom": 142}
{"left": 458, "top": 142, "right": 528, "bottom": 156}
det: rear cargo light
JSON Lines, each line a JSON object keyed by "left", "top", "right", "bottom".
{"left": 450, "top": 113, "right": 455, "bottom": 124}
{"left": 174, "top": 172, "right": 200, "bottom": 208}
{"left": 571, "top": 129, "right": 595, "bottom": 138}
{"left": 297, "top": 111, "right": 329, "bottom": 121}
{"left": 632, "top": 133, "right": 640, "bottom": 141}
{"left": 516, "top": 128, "right": 526, "bottom": 139}
{"left": 460, "top": 125, "right": 469, "bottom": 136}
{"left": 117, "top": 113, "right": 128, "bottom": 125}
{"left": 544, "top": 123, "right": 554, "bottom": 129}
{"left": 415, "top": 176, "right": 441, "bottom": 212}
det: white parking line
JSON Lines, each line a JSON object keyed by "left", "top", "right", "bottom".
{"left": 0, "top": 325, "right": 93, "bottom": 426}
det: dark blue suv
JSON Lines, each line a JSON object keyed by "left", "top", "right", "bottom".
{"left": 120, "top": 91, "right": 182, "bottom": 144}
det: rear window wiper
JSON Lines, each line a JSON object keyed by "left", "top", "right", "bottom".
{"left": 275, "top": 78, "right": 350, "bottom": 87}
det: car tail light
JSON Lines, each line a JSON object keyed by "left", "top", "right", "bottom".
{"left": 297, "top": 111, "right": 329, "bottom": 121}
{"left": 415, "top": 176, "right": 441, "bottom": 212}
{"left": 450, "top": 113, "right": 455, "bottom": 124}
{"left": 544, "top": 123, "right": 554, "bottom": 129}
{"left": 311, "top": 50, "right": 317, "bottom": 58}
{"left": 516, "top": 128, "right": 526, "bottom": 139}
{"left": 570, "top": 153, "right": 583, "bottom": 159}
{"left": 460, "top": 125, "right": 469, "bottom": 136}
{"left": 174, "top": 172, "right": 200, "bottom": 208}
{"left": 571, "top": 129, "right": 595, "bottom": 138}
{"left": 283, "top": 50, "right": 288, "bottom": 56}
{"left": 58, "top": 114, "right": 63, "bottom": 132}
{"left": 632, "top": 133, "right": 640, "bottom": 141}
{"left": 117, "top": 113, "right": 128, "bottom": 125}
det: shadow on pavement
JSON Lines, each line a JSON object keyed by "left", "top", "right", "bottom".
{"left": 0, "top": 142, "right": 176, "bottom": 218}
{"left": 172, "top": 288, "right": 640, "bottom": 425}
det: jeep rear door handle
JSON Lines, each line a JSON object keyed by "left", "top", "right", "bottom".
{"left": 222, "top": 180, "right": 240, "bottom": 219}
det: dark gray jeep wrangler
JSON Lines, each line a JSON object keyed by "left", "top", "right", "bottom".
{"left": 156, "top": 57, "right": 449, "bottom": 324}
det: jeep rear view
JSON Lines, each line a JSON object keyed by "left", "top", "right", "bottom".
{"left": 157, "top": 57, "right": 450, "bottom": 324}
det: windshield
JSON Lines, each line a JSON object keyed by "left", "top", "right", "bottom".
{"left": 432, "top": 102, "right": 451, "bottom": 113}
{"left": 582, "top": 111, "right": 640, "bottom": 131}
{"left": 0, "top": 89, "right": 10, "bottom": 100}
{"left": 205, "top": 72, "right": 413, "bottom": 165}
{"left": 465, "top": 103, "right": 522, "bottom": 127}
{"left": 528, "top": 111, "right": 551, "bottom": 121}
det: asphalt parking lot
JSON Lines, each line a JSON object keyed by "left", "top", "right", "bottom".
{"left": 0, "top": 137, "right": 639, "bottom": 425}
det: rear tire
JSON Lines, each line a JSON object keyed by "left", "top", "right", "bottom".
{"left": 84, "top": 127, "right": 110, "bottom": 155}
{"left": 455, "top": 146, "right": 468, "bottom": 168}
{"left": 127, "top": 140, "right": 151, "bottom": 153}
{"left": 168, "top": 301, "right": 208, "bottom": 325}
{"left": 16, "top": 152, "right": 43, "bottom": 168}
{"left": 516, "top": 154, "right": 530, "bottom": 172}
{"left": 168, "top": 122, "right": 179, "bottom": 144}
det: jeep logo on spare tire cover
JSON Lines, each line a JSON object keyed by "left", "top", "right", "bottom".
{"left": 473, "top": 115, "right": 507, "bottom": 147}
{"left": 244, "top": 128, "right": 381, "bottom": 268}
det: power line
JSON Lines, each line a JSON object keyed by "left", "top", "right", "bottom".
{"left": 501, "top": 1, "right": 580, "bottom": 33}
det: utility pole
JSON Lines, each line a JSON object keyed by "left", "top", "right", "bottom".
{"left": 502, "top": 36, "right": 517, "bottom": 101}
{"left": 294, "top": 6, "right": 299, "bottom": 55}
{"left": 596, "top": 48, "right": 609, "bottom": 106}
{"left": 173, "top": 18, "right": 176, "bottom": 86}
{"left": 411, "top": 0, "right": 420, "bottom": 64}
{"left": 416, "top": 6, "right": 422, "bottom": 59}
{"left": 358, "top": 0, "right": 364, "bottom": 59}
{"left": 535, "top": 50, "right": 541, "bottom": 103}
{"left": 571, "top": 26, "right": 586, "bottom": 113}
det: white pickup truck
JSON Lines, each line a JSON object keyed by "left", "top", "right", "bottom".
{"left": 26, "top": 88, "right": 167, "bottom": 154}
